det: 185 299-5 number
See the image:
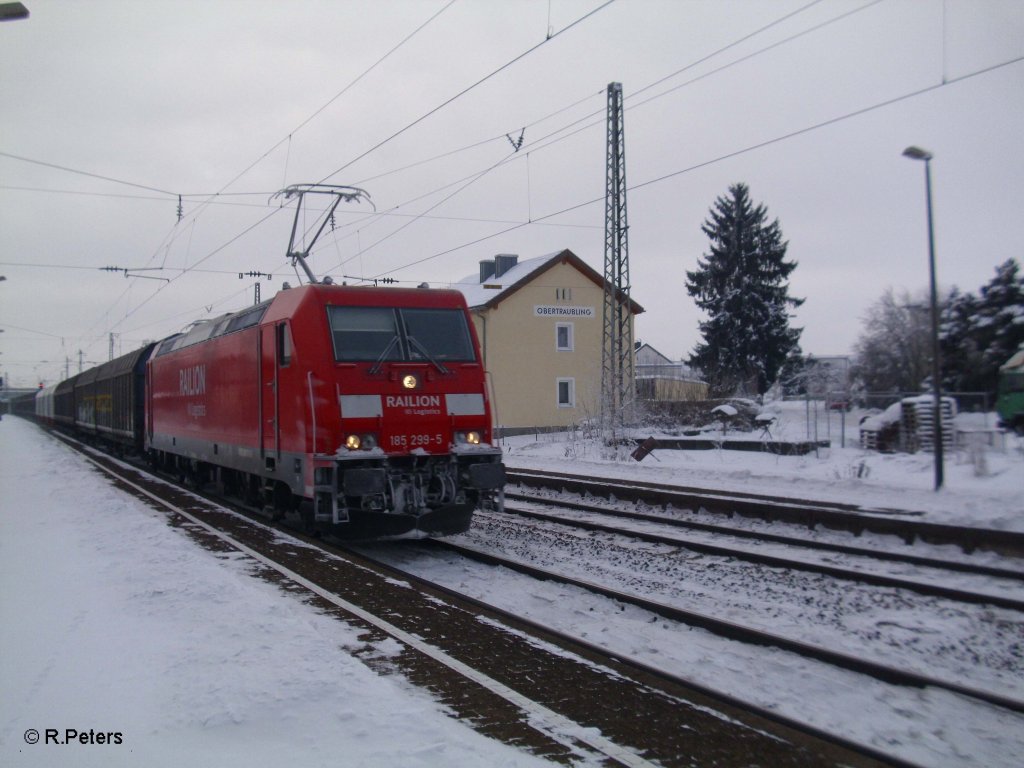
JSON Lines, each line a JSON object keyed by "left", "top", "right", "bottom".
{"left": 389, "top": 433, "right": 444, "bottom": 449}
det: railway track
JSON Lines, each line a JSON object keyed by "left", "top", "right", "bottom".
{"left": 54, "top": 433, "right": 900, "bottom": 768}
{"left": 441, "top": 493, "right": 1024, "bottom": 711}
{"left": 501, "top": 495, "right": 1024, "bottom": 611}
{"left": 347, "top": 513, "right": 1024, "bottom": 768}
{"left": 422, "top": 533, "right": 1024, "bottom": 714}
{"left": 507, "top": 468, "right": 1024, "bottom": 556}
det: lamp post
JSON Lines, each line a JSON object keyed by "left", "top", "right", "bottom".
{"left": 902, "top": 145, "right": 944, "bottom": 490}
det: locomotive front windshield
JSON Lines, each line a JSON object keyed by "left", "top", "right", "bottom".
{"left": 328, "top": 306, "right": 476, "bottom": 363}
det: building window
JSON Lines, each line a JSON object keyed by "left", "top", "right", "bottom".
{"left": 556, "top": 287, "right": 572, "bottom": 301}
{"left": 556, "top": 323, "right": 573, "bottom": 352}
{"left": 557, "top": 378, "right": 575, "bottom": 408}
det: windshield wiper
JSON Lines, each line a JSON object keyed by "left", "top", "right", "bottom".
{"left": 406, "top": 336, "right": 449, "bottom": 375}
{"left": 368, "top": 335, "right": 401, "bottom": 375}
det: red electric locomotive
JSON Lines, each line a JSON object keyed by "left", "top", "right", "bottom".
{"left": 146, "top": 282, "right": 505, "bottom": 538}
{"left": 35, "top": 185, "right": 502, "bottom": 538}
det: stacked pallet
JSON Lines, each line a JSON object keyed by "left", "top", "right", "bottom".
{"left": 900, "top": 395, "right": 957, "bottom": 453}
{"left": 859, "top": 401, "right": 902, "bottom": 452}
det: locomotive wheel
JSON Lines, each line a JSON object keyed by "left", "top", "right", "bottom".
{"left": 243, "top": 477, "right": 260, "bottom": 508}
{"left": 270, "top": 481, "right": 294, "bottom": 521}
{"left": 298, "top": 501, "right": 319, "bottom": 536}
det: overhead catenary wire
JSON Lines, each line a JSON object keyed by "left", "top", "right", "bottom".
{"left": 331, "top": 0, "right": 842, "bottom": 214}
{"left": 0, "top": 151, "right": 180, "bottom": 197}
{"left": 626, "top": 0, "right": 887, "bottom": 112}
{"left": 366, "top": 53, "right": 1024, "bottom": 283}
{"left": 48, "top": 0, "right": 462, "bottom": 366}
{"left": 300, "top": 0, "right": 881, "bottom": 268}
{"left": 175, "top": 0, "right": 459, "bottom": 215}
{"left": 104, "top": 0, "right": 619, "bottom": 319}
{"left": 0, "top": 0, "right": 856, "bottom": 221}
{"left": 324, "top": 150, "right": 523, "bottom": 276}
{"left": 0, "top": 0, "right": 842, "bottom": 279}
{"left": 0, "top": 88, "right": 605, "bottom": 206}
{"left": 317, "top": 0, "right": 618, "bottom": 185}
{"left": 105, "top": 0, "right": 962, "bottom": 315}
{"left": 309, "top": 0, "right": 981, "bottom": 283}
{"left": 9, "top": 1, "right": 1014, "bottom": 372}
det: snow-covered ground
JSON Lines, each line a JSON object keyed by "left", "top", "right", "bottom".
{"left": 0, "top": 417, "right": 548, "bottom": 768}
{"left": 499, "top": 401, "right": 1024, "bottom": 531}
{"left": 364, "top": 520, "right": 1024, "bottom": 768}
{"left": 1, "top": 402, "right": 1021, "bottom": 768}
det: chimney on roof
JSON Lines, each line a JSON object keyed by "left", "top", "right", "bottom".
{"left": 479, "top": 259, "right": 496, "bottom": 283}
{"left": 493, "top": 254, "right": 518, "bottom": 278}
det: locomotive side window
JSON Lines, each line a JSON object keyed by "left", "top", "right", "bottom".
{"left": 402, "top": 309, "right": 475, "bottom": 362}
{"left": 154, "top": 303, "right": 268, "bottom": 357}
{"left": 154, "top": 334, "right": 183, "bottom": 357}
{"left": 225, "top": 304, "right": 268, "bottom": 334}
{"left": 328, "top": 307, "right": 402, "bottom": 362}
{"left": 222, "top": 303, "right": 268, "bottom": 335}
{"left": 276, "top": 323, "right": 292, "bottom": 366}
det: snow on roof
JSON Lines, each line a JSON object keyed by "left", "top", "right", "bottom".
{"left": 636, "top": 342, "right": 674, "bottom": 365}
{"left": 1001, "top": 349, "right": 1024, "bottom": 371}
{"left": 452, "top": 249, "right": 644, "bottom": 314}
{"left": 453, "top": 252, "right": 565, "bottom": 308}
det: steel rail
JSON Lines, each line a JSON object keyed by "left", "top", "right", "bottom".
{"left": 505, "top": 487, "right": 1024, "bottom": 582}
{"left": 48, "top": 429, "right": 906, "bottom": 768}
{"left": 499, "top": 501, "right": 1024, "bottom": 612}
{"left": 427, "top": 538, "right": 1024, "bottom": 716}
{"left": 507, "top": 468, "right": 1024, "bottom": 555}
{"left": 345, "top": 542, "right": 919, "bottom": 768}
{"left": 61, "top": 442, "right": 656, "bottom": 767}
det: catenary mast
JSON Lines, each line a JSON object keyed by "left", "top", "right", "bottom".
{"left": 601, "top": 82, "right": 634, "bottom": 434}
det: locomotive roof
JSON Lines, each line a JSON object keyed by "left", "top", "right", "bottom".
{"left": 151, "top": 282, "right": 471, "bottom": 358}
{"left": 261, "top": 282, "right": 468, "bottom": 322}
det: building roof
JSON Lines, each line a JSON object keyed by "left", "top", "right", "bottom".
{"left": 635, "top": 342, "right": 673, "bottom": 365}
{"left": 453, "top": 249, "right": 644, "bottom": 314}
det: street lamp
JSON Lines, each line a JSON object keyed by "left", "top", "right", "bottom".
{"left": 902, "top": 145, "right": 944, "bottom": 490}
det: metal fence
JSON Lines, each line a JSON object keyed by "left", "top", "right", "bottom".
{"left": 789, "top": 391, "right": 1002, "bottom": 449}
{"left": 828, "top": 391, "right": 993, "bottom": 414}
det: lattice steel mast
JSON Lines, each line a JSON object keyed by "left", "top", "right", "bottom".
{"left": 601, "top": 82, "right": 634, "bottom": 431}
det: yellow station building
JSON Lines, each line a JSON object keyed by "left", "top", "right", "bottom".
{"left": 454, "top": 250, "right": 644, "bottom": 436}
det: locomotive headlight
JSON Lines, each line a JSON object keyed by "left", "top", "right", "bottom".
{"left": 402, "top": 374, "right": 418, "bottom": 389}
{"left": 345, "top": 433, "right": 378, "bottom": 451}
{"left": 455, "top": 430, "right": 482, "bottom": 445}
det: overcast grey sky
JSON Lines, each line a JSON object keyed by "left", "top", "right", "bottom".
{"left": 1, "top": 0, "right": 1022, "bottom": 387}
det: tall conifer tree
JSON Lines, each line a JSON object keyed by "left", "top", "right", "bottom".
{"left": 940, "top": 258, "right": 1024, "bottom": 398}
{"left": 686, "top": 183, "right": 803, "bottom": 395}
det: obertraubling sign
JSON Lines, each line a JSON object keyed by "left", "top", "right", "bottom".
{"left": 533, "top": 305, "right": 595, "bottom": 318}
